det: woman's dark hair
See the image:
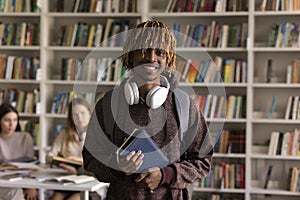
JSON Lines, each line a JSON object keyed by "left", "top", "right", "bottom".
{"left": 0, "top": 103, "right": 21, "bottom": 132}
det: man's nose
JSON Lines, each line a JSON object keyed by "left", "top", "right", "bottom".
{"left": 144, "top": 49, "right": 157, "bottom": 62}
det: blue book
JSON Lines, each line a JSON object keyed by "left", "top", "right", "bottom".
{"left": 173, "top": 23, "right": 180, "bottom": 46}
{"left": 269, "top": 95, "right": 277, "bottom": 118}
{"left": 263, "top": 165, "right": 273, "bottom": 189}
{"left": 118, "top": 129, "right": 169, "bottom": 173}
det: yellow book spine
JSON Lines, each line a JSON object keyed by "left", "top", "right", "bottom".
{"left": 87, "top": 25, "right": 95, "bottom": 47}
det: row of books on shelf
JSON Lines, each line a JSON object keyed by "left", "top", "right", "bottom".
{"left": 19, "top": 120, "right": 40, "bottom": 147}
{"left": 51, "top": 92, "right": 244, "bottom": 118}
{"left": 191, "top": 94, "right": 246, "bottom": 119}
{"left": 268, "top": 128, "right": 300, "bottom": 156}
{"left": 286, "top": 58, "right": 300, "bottom": 84}
{"left": 165, "top": 0, "right": 248, "bottom": 13}
{"left": 173, "top": 21, "right": 248, "bottom": 48}
{"left": 61, "top": 57, "right": 126, "bottom": 82}
{"left": 68, "top": 0, "right": 138, "bottom": 13}
{"left": 0, "top": 0, "right": 39, "bottom": 13}
{"left": 55, "top": 19, "right": 136, "bottom": 47}
{"left": 285, "top": 95, "right": 300, "bottom": 120}
{"left": 52, "top": 92, "right": 245, "bottom": 118}
{"left": 268, "top": 17, "right": 300, "bottom": 48}
{"left": 214, "top": 129, "right": 245, "bottom": 154}
{"left": 195, "top": 162, "right": 245, "bottom": 189}
{"left": 177, "top": 57, "right": 247, "bottom": 83}
{"left": 51, "top": 91, "right": 103, "bottom": 114}
{"left": 0, "top": 54, "right": 40, "bottom": 80}
{"left": 60, "top": 55, "right": 247, "bottom": 84}
{"left": 55, "top": 20, "right": 249, "bottom": 49}
{"left": 0, "top": 22, "right": 40, "bottom": 46}
{"left": 0, "top": 88, "right": 40, "bottom": 114}
{"left": 259, "top": 0, "right": 300, "bottom": 11}
{"left": 255, "top": 58, "right": 300, "bottom": 84}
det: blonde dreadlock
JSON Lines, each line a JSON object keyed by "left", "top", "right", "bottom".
{"left": 122, "top": 20, "right": 176, "bottom": 74}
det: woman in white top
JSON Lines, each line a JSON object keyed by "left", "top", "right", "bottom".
{"left": 0, "top": 103, "right": 38, "bottom": 200}
{"left": 47, "top": 98, "right": 92, "bottom": 200}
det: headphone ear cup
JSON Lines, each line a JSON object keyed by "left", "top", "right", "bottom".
{"left": 124, "top": 80, "right": 139, "bottom": 105}
{"left": 146, "top": 86, "right": 159, "bottom": 108}
{"left": 124, "top": 81, "right": 134, "bottom": 105}
{"left": 146, "top": 86, "right": 168, "bottom": 109}
{"left": 130, "top": 82, "right": 139, "bottom": 104}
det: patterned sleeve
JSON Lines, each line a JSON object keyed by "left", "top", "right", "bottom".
{"left": 164, "top": 99, "right": 213, "bottom": 189}
{"left": 82, "top": 96, "right": 132, "bottom": 183}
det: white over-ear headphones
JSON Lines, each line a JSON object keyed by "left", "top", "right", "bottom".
{"left": 124, "top": 75, "right": 170, "bottom": 109}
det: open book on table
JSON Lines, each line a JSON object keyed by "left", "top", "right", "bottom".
{"left": 117, "top": 129, "right": 169, "bottom": 173}
{"left": 41, "top": 175, "right": 96, "bottom": 185}
{"left": 51, "top": 156, "right": 82, "bottom": 169}
{"left": 0, "top": 162, "right": 38, "bottom": 181}
{"left": 0, "top": 172, "right": 32, "bottom": 181}
{"left": 0, "top": 162, "right": 38, "bottom": 173}
{"left": 0, "top": 163, "right": 19, "bottom": 171}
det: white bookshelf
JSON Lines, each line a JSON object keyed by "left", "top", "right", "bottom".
{"left": 250, "top": 0, "right": 300, "bottom": 199}
{"left": 1, "top": 0, "right": 300, "bottom": 199}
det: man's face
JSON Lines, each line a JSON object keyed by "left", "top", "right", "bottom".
{"left": 131, "top": 48, "right": 167, "bottom": 84}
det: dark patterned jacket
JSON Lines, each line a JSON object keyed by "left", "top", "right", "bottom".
{"left": 82, "top": 80, "right": 213, "bottom": 200}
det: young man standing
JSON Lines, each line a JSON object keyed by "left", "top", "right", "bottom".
{"left": 83, "top": 20, "right": 213, "bottom": 200}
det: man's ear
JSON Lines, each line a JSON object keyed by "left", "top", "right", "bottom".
{"left": 128, "top": 52, "right": 134, "bottom": 67}
{"left": 129, "top": 57, "right": 133, "bottom": 67}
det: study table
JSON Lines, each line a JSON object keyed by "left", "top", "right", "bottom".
{"left": 0, "top": 162, "right": 109, "bottom": 200}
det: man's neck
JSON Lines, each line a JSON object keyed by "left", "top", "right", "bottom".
{"left": 138, "top": 83, "right": 159, "bottom": 99}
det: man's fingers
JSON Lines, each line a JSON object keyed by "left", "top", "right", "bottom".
{"left": 142, "top": 167, "right": 160, "bottom": 173}
{"left": 119, "top": 151, "right": 144, "bottom": 174}
{"left": 123, "top": 159, "right": 143, "bottom": 172}
{"left": 135, "top": 172, "right": 148, "bottom": 182}
{"left": 130, "top": 150, "right": 143, "bottom": 162}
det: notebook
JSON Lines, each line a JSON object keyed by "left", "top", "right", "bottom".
{"left": 117, "top": 129, "right": 169, "bottom": 173}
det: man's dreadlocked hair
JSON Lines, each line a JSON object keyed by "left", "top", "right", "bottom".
{"left": 122, "top": 20, "right": 176, "bottom": 74}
